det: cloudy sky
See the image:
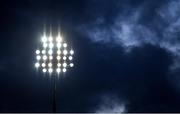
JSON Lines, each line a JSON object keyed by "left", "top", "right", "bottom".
{"left": 1, "top": 0, "right": 180, "bottom": 112}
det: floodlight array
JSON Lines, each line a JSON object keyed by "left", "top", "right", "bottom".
{"left": 35, "top": 34, "right": 74, "bottom": 74}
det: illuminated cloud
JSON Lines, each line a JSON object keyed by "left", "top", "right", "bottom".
{"left": 95, "top": 94, "right": 126, "bottom": 113}
{"left": 78, "top": 0, "right": 180, "bottom": 69}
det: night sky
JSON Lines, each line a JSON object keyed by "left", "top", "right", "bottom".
{"left": 1, "top": 0, "right": 180, "bottom": 113}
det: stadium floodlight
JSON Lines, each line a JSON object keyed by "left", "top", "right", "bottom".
{"left": 34, "top": 32, "right": 74, "bottom": 113}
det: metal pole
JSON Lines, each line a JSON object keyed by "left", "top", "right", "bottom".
{"left": 53, "top": 75, "right": 57, "bottom": 113}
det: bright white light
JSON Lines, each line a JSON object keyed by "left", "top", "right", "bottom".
{"left": 57, "top": 43, "right": 62, "bottom": 48}
{"left": 43, "top": 68, "right": 47, "bottom": 73}
{"left": 63, "top": 50, "right": 68, "bottom": 55}
{"left": 49, "top": 55, "right": 53, "bottom": 60}
{"left": 43, "top": 55, "right": 47, "bottom": 60}
{"left": 57, "top": 50, "right": 61, "bottom": 54}
{"left": 48, "top": 36, "right": 53, "bottom": 42}
{"left": 35, "top": 63, "right": 40, "bottom": 68}
{"left": 42, "top": 63, "right": 46, "bottom": 67}
{"left": 63, "top": 62, "right": 67, "bottom": 67}
{"left": 69, "top": 56, "right": 73, "bottom": 60}
{"left": 70, "top": 63, "right": 74, "bottom": 67}
{"left": 57, "top": 56, "right": 61, "bottom": 60}
{"left": 43, "top": 43, "right": 48, "bottom": 48}
{"left": 63, "top": 56, "right": 67, "bottom": 60}
{"left": 63, "top": 68, "right": 66, "bottom": 72}
{"left": 36, "top": 55, "right": 41, "bottom": 60}
{"left": 42, "top": 36, "right": 47, "bottom": 42}
{"left": 56, "top": 68, "right": 61, "bottom": 73}
{"left": 48, "top": 50, "right": 53, "bottom": 55}
{"left": 36, "top": 50, "right": 40, "bottom": 54}
{"left": 57, "top": 63, "right": 61, "bottom": 67}
{"left": 48, "top": 63, "right": 52, "bottom": 67}
{"left": 48, "top": 68, "right": 53, "bottom": 73}
{"left": 42, "top": 50, "right": 46, "bottom": 54}
{"left": 63, "top": 43, "right": 67, "bottom": 48}
{"left": 70, "top": 50, "right": 74, "bottom": 55}
{"left": 56, "top": 36, "right": 62, "bottom": 42}
{"left": 49, "top": 42, "right": 54, "bottom": 48}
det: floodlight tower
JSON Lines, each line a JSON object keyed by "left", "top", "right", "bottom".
{"left": 35, "top": 31, "right": 74, "bottom": 112}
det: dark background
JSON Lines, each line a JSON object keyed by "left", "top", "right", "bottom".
{"left": 0, "top": 0, "right": 180, "bottom": 112}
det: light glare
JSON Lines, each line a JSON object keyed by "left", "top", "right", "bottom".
{"left": 57, "top": 50, "right": 61, "bottom": 54}
{"left": 42, "top": 63, "right": 46, "bottom": 67}
{"left": 70, "top": 63, "right": 74, "bottom": 67}
{"left": 42, "top": 50, "right": 46, "bottom": 54}
{"left": 63, "top": 63, "right": 67, "bottom": 67}
{"left": 48, "top": 50, "right": 53, "bottom": 55}
{"left": 36, "top": 50, "right": 40, "bottom": 54}
{"left": 43, "top": 68, "right": 47, "bottom": 73}
{"left": 48, "top": 36, "right": 53, "bottom": 42}
{"left": 42, "top": 36, "right": 47, "bottom": 42}
{"left": 63, "top": 43, "right": 67, "bottom": 48}
{"left": 35, "top": 63, "right": 40, "bottom": 68}
{"left": 49, "top": 42, "right": 54, "bottom": 48}
{"left": 43, "top": 43, "right": 48, "bottom": 48}
{"left": 69, "top": 56, "right": 73, "bottom": 60}
{"left": 57, "top": 63, "right": 61, "bottom": 67}
{"left": 49, "top": 55, "right": 53, "bottom": 60}
{"left": 56, "top": 36, "right": 62, "bottom": 42}
{"left": 56, "top": 68, "right": 61, "bottom": 73}
{"left": 48, "top": 68, "right": 53, "bottom": 73}
{"left": 48, "top": 63, "right": 52, "bottom": 67}
{"left": 63, "top": 50, "right": 68, "bottom": 55}
{"left": 63, "top": 68, "right": 66, "bottom": 72}
{"left": 57, "top": 43, "right": 62, "bottom": 48}
{"left": 43, "top": 55, "right": 47, "bottom": 60}
{"left": 70, "top": 50, "right": 74, "bottom": 55}
{"left": 36, "top": 55, "right": 41, "bottom": 60}
{"left": 63, "top": 56, "right": 67, "bottom": 60}
{"left": 57, "top": 56, "right": 61, "bottom": 60}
